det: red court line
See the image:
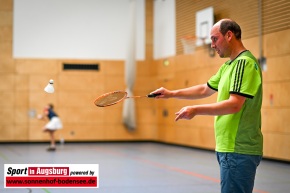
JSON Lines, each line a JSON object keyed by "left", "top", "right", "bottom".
{"left": 94, "top": 147, "right": 269, "bottom": 193}
{"left": 133, "top": 156, "right": 220, "bottom": 183}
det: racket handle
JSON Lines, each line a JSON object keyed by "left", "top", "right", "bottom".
{"left": 147, "top": 93, "right": 161, "bottom": 98}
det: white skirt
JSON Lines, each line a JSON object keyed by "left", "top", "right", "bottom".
{"left": 45, "top": 117, "right": 63, "bottom": 130}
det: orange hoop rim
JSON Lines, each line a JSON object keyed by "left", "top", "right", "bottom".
{"left": 180, "top": 35, "right": 196, "bottom": 40}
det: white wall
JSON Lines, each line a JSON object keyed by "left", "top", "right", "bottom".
{"left": 153, "top": 0, "right": 176, "bottom": 59}
{"left": 13, "top": 0, "right": 145, "bottom": 60}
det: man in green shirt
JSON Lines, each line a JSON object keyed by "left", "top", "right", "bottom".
{"left": 151, "top": 19, "right": 263, "bottom": 193}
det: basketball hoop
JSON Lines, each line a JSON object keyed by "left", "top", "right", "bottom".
{"left": 180, "top": 36, "right": 196, "bottom": 54}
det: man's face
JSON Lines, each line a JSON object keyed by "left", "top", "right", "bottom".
{"left": 210, "top": 25, "right": 230, "bottom": 58}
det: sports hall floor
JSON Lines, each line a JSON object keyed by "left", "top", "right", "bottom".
{"left": 0, "top": 142, "right": 289, "bottom": 193}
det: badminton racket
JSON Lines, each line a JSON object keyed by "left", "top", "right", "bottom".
{"left": 94, "top": 91, "right": 160, "bottom": 107}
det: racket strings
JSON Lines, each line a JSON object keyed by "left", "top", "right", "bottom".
{"left": 94, "top": 92, "right": 127, "bottom": 107}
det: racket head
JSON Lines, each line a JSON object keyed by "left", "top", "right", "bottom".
{"left": 94, "top": 91, "right": 127, "bottom": 107}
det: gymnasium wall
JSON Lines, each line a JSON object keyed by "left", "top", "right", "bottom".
{"left": 156, "top": 0, "right": 290, "bottom": 161}
{"left": 0, "top": 0, "right": 158, "bottom": 143}
{"left": 0, "top": 0, "right": 289, "bottom": 161}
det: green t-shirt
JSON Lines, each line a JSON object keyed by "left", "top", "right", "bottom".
{"left": 207, "top": 50, "right": 263, "bottom": 155}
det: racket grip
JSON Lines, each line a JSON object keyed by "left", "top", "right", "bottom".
{"left": 147, "top": 93, "right": 161, "bottom": 98}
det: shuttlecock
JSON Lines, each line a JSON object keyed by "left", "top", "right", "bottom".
{"left": 44, "top": 79, "right": 54, "bottom": 93}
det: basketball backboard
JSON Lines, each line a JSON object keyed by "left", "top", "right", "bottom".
{"left": 195, "top": 7, "right": 214, "bottom": 46}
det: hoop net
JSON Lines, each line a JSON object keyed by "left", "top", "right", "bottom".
{"left": 180, "top": 36, "right": 196, "bottom": 54}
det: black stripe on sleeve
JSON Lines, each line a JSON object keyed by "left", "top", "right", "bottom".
{"left": 230, "top": 91, "right": 254, "bottom": 99}
{"left": 207, "top": 82, "right": 218, "bottom": 91}
{"left": 238, "top": 60, "right": 245, "bottom": 92}
{"left": 233, "top": 61, "right": 239, "bottom": 92}
{"left": 233, "top": 59, "right": 246, "bottom": 92}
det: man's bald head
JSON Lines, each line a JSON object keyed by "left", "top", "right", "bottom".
{"left": 215, "top": 19, "right": 242, "bottom": 40}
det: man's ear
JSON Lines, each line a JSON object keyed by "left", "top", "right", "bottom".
{"left": 227, "top": 31, "right": 233, "bottom": 41}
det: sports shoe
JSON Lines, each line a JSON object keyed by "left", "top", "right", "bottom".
{"left": 47, "top": 147, "right": 56, "bottom": 151}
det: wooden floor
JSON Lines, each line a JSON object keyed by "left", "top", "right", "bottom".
{"left": 0, "top": 142, "right": 289, "bottom": 193}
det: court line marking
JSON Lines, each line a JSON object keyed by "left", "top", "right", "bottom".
{"left": 94, "top": 147, "right": 269, "bottom": 193}
{"left": 41, "top": 188, "right": 51, "bottom": 193}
